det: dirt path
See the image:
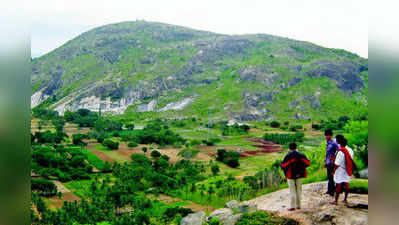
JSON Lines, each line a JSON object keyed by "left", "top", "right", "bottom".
{"left": 244, "top": 182, "right": 368, "bottom": 225}
{"left": 156, "top": 194, "right": 215, "bottom": 212}
{"left": 49, "top": 181, "right": 80, "bottom": 209}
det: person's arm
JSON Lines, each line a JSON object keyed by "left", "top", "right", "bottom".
{"left": 280, "top": 153, "right": 292, "bottom": 169}
{"left": 332, "top": 152, "right": 342, "bottom": 175}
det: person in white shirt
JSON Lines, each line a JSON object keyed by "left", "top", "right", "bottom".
{"left": 331, "top": 137, "right": 354, "bottom": 205}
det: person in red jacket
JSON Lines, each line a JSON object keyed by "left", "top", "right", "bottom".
{"left": 280, "top": 143, "right": 311, "bottom": 211}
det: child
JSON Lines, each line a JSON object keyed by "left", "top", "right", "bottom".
{"left": 331, "top": 138, "right": 354, "bottom": 205}
{"left": 280, "top": 143, "right": 311, "bottom": 211}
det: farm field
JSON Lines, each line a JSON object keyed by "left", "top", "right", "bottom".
{"left": 30, "top": 109, "right": 368, "bottom": 224}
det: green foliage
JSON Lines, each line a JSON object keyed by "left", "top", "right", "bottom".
{"left": 211, "top": 164, "right": 220, "bottom": 176}
{"left": 32, "top": 108, "right": 59, "bottom": 120}
{"left": 349, "top": 179, "right": 368, "bottom": 194}
{"left": 221, "top": 123, "right": 250, "bottom": 136}
{"left": 35, "top": 130, "right": 67, "bottom": 144}
{"left": 31, "top": 179, "right": 57, "bottom": 196}
{"left": 150, "top": 150, "right": 161, "bottom": 158}
{"left": 263, "top": 132, "right": 304, "bottom": 144}
{"left": 72, "top": 133, "right": 88, "bottom": 146}
{"left": 270, "top": 121, "right": 280, "bottom": 128}
{"left": 31, "top": 145, "right": 92, "bottom": 181}
{"left": 344, "top": 120, "right": 368, "bottom": 166}
{"left": 128, "top": 142, "right": 138, "bottom": 148}
{"left": 216, "top": 149, "right": 240, "bottom": 168}
{"left": 236, "top": 211, "right": 299, "bottom": 225}
{"left": 209, "top": 217, "right": 221, "bottom": 225}
{"left": 102, "top": 139, "right": 119, "bottom": 150}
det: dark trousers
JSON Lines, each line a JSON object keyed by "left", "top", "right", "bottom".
{"left": 326, "top": 164, "right": 335, "bottom": 196}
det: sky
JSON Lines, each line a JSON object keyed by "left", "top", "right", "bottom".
{"left": 21, "top": 0, "right": 368, "bottom": 58}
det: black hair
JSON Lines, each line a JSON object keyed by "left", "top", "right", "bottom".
{"left": 335, "top": 134, "right": 344, "bottom": 143}
{"left": 338, "top": 138, "right": 347, "bottom": 147}
{"left": 324, "top": 129, "right": 333, "bottom": 136}
{"left": 289, "top": 142, "right": 297, "bottom": 150}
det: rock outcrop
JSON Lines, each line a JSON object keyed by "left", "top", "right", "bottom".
{"left": 245, "top": 181, "right": 368, "bottom": 225}
{"left": 181, "top": 211, "right": 206, "bottom": 225}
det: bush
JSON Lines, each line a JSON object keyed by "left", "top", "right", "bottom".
{"left": 190, "top": 139, "right": 202, "bottom": 146}
{"left": 216, "top": 149, "right": 240, "bottom": 168}
{"left": 211, "top": 164, "right": 220, "bottom": 176}
{"left": 31, "top": 179, "right": 57, "bottom": 196}
{"left": 236, "top": 211, "right": 299, "bottom": 225}
{"left": 349, "top": 179, "right": 368, "bottom": 194}
{"left": 150, "top": 150, "right": 161, "bottom": 158}
{"left": 128, "top": 142, "right": 138, "bottom": 148}
{"left": 263, "top": 132, "right": 304, "bottom": 144}
{"left": 270, "top": 121, "right": 280, "bottom": 128}
{"left": 142, "top": 147, "right": 148, "bottom": 153}
{"left": 72, "top": 134, "right": 87, "bottom": 146}
{"left": 102, "top": 139, "right": 119, "bottom": 150}
{"left": 289, "top": 125, "right": 303, "bottom": 132}
{"left": 311, "top": 124, "right": 321, "bottom": 130}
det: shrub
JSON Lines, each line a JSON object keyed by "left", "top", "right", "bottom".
{"left": 311, "top": 124, "right": 321, "bottom": 130}
{"left": 72, "top": 134, "right": 87, "bottom": 146}
{"left": 190, "top": 139, "right": 202, "bottom": 146}
{"left": 263, "top": 132, "right": 304, "bottom": 144}
{"left": 102, "top": 139, "right": 119, "bottom": 150}
{"left": 236, "top": 211, "right": 299, "bottom": 225}
{"left": 31, "top": 179, "right": 57, "bottom": 196}
{"left": 130, "top": 154, "right": 152, "bottom": 167}
{"left": 161, "top": 154, "right": 170, "bottom": 162}
{"left": 209, "top": 217, "right": 221, "bottom": 225}
{"left": 284, "top": 121, "right": 290, "bottom": 126}
{"left": 216, "top": 149, "right": 227, "bottom": 162}
{"left": 270, "top": 121, "right": 280, "bottom": 128}
{"left": 128, "top": 142, "right": 138, "bottom": 148}
{"left": 216, "top": 149, "right": 240, "bottom": 168}
{"left": 211, "top": 164, "right": 220, "bottom": 176}
{"left": 150, "top": 150, "right": 161, "bottom": 158}
{"left": 142, "top": 147, "right": 148, "bottom": 153}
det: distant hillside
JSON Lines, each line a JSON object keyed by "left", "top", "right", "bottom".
{"left": 31, "top": 21, "right": 368, "bottom": 121}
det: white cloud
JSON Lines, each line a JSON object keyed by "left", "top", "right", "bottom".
{"left": 23, "top": 0, "right": 367, "bottom": 57}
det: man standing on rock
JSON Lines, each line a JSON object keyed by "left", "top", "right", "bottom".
{"left": 280, "top": 143, "right": 311, "bottom": 211}
{"left": 324, "top": 129, "right": 338, "bottom": 196}
{"left": 331, "top": 138, "right": 355, "bottom": 205}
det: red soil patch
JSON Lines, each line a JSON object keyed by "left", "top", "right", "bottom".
{"left": 240, "top": 138, "right": 285, "bottom": 157}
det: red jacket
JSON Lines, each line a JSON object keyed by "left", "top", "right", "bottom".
{"left": 280, "top": 150, "right": 310, "bottom": 179}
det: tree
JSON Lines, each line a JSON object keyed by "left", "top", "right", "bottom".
{"left": 142, "top": 147, "right": 148, "bottom": 153}
{"left": 102, "top": 139, "right": 119, "bottom": 150}
{"left": 270, "top": 121, "right": 280, "bottom": 128}
{"left": 150, "top": 150, "right": 161, "bottom": 158}
{"left": 211, "top": 164, "right": 220, "bottom": 176}
{"left": 128, "top": 142, "right": 138, "bottom": 148}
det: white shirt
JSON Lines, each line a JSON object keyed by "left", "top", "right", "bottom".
{"left": 334, "top": 146, "right": 354, "bottom": 184}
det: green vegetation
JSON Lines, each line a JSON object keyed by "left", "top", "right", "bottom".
{"left": 30, "top": 18, "right": 368, "bottom": 222}
{"left": 216, "top": 149, "right": 241, "bottom": 168}
{"left": 263, "top": 132, "right": 304, "bottom": 145}
{"left": 31, "top": 179, "right": 58, "bottom": 197}
{"left": 236, "top": 211, "right": 299, "bottom": 225}
{"left": 102, "top": 139, "right": 119, "bottom": 150}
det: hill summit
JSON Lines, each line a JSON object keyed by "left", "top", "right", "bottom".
{"left": 31, "top": 21, "right": 368, "bottom": 121}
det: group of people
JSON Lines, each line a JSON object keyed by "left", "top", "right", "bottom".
{"left": 280, "top": 129, "right": 356, "bottom": 211}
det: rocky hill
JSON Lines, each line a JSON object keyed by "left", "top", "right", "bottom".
{"left": 31, "top": 21, "right": 368, "bottom": 121}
